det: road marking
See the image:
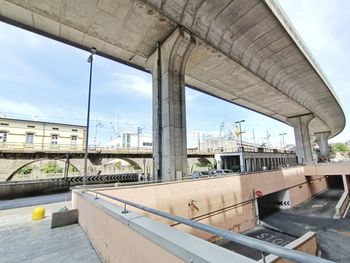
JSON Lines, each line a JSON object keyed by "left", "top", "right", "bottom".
{"left": 312, "top": 201, "right": 328, "bottom": 208}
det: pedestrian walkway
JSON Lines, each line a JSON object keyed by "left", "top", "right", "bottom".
{"left": 0, "top": 201, "right": 100, "bottom": 263}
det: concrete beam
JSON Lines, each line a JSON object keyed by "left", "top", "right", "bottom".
{"left": 288, "top": 114, "right": 314, "bottom": 164}
{"left": 148, "top": 28, "right": 195, "bottom": 181}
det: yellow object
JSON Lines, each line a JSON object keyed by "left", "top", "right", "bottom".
{"left": 32, "top": 207, "right": 45, "bottom": 220}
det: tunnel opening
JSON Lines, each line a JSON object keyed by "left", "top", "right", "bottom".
{"left": 257, "top": 190, "right": 291, "bottom": 219}
{"left": 326, "top": 175, "right": 344, "bottom": 189}
{"left": 221, "top": 156, "right": 240, "bottom": 172}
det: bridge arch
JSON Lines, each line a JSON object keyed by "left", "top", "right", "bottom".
{"left": 101, "top": 158, "right": 143, "bottom": 174}
{"left": 7, "top": 158, "right": 81, "bottom": 182}
{"left": 188, "top": 157, "right": 214, "bottom": 173}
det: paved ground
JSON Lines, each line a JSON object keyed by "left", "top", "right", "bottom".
{"left": 288, "top": 189, "right": 343, "bottom": 218}
{"left": 263, "top": 189, "right": 350, "bottom": 262}
{"left": 0, "top": 191, "right": 72, "bottom": 210}
{"left": 344, "top": 203, "right": 350, "bottom": 219}
{"left": 0, "top": 200, "right": 100, "bottom": 263}
{"left": 215, "top": 225, "right": 297, "bottom": 260}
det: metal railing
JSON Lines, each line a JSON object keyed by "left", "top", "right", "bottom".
{"left": 86, "top": 189, "right": 333, "bottom": 263}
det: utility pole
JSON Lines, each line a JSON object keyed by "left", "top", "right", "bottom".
{"left": 253, "top": 128, "right": 256, "bottom": 151}
{"left": 279, "top": 132, "right": 287, "bottom": 150}
{"left": 219, "top": 122, "right": 224, "bottom": 136}
{"left": 235, "top": 120, "right": 245, "bottom": 173}
{"left": 266, "top": 130, "right": 271, "bottom": 149}
{"left": 64, "top": 153, "right": 70, "bottom": 182}
{"left": 197, "top": 131, "right": 201, "bottom": 151}
{"left": 137, "top": 126, "right": 142, "bottom": 149}
{"left": 279, "top": 132, "right": 288, "bottom": 166}
{"left": 94, "top": 120, "right": 103, "bottom": 147}
{"left": 83, "top": 47, "right": 97, "bottom": 191}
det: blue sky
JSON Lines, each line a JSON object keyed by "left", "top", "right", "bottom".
{"left": 0, "top": 0, "right": 348, "bottom": 147}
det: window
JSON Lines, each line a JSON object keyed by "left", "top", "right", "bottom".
{"left": 26, "top": 133, "right": 34, "bottom": 144}
{"left": 71, "top": 135, "right": 77, "bottom": 145}
{"left": 142, "top": 142, "right": 152, "bottom": 146}
{"left": 27, "top": 125, "right": 35, "bottom": 128}
{"left": 0, "top": 123, "right": 9, "bottom": 126}
{"left": 51, "top": 134, "right": 59, "bottom": 144}
{"left": 0, "top": 131, "right": 7, "bottom": 142}
{"left": 72, "top": 129, "right": 78, "bottom": 132}
{"left": 52, "top": 127, "right": 59, "bottom": 130}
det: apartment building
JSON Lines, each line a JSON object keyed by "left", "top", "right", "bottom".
{"left": 0, "top": 117, "right": 85, "bottom": 151}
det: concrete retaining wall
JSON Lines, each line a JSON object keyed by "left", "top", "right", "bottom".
{"left": 93, "top": 167, "right": 327, "bottom": 240}
{"left": 0, "top": 180, "right": 69, "bottom": 199}
{"left": 72, "top": 190, "right": 255, "bottom": 263}
{"left": 335, "top": 191, "right": 349, "bottom": 218}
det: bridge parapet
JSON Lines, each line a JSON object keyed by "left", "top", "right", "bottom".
{"left": 0, "top": 142, "right": 214, "bottom": 157}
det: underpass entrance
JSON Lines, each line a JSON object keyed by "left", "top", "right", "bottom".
{"left": 326, "top": 175, "right": 344, "bottom": 189}
{"left": 257, "top": 190, "right": 291, "bottom": 219}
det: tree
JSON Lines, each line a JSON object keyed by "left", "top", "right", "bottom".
{"left": 40, "top": 161, "right": 63, "bottom": 173}
{"left": 18, "top": 165, "right": 33, "bottom": 175}
{"left": 330, "top": 143, "right": 349, "bottom": 153}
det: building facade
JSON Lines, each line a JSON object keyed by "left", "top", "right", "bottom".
{"left": 104, "top": 131, "right": 152, "bottom": 149}
{"left": 0, "top": 117, "right": 85, "bottom": 151}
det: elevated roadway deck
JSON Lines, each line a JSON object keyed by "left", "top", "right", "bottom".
{"left": 0, "top": 0, "right": 345, "bottom": 178}
{"left": 0, "top": 0, "right": 344, "bottom": 137}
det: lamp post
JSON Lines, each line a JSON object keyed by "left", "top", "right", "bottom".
{"left": 279, "top": 132, "right": 287, "bottom": 166}
{"left": 235, "top": 120, "right": 245, "bottom": 173}
{"left": 83, "top": 47, "right": 97, "bottom": 191}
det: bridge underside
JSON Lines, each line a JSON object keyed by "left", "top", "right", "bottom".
{"left": 0, "top": 0, "right": 345, "bottom": 179}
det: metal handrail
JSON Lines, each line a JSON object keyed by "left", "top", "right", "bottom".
{"left": 86, "top": 189, "right": 333, "bottom": 263}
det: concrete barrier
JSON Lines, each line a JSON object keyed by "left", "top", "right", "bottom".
{"left": 335, "top": 191, "right": 349, "bottom": 218}
{"left": 51, "top": 209, "right": 79, "bottom": 228}
{"left": 0, "top": 180, "right": 69, "bottom": 199}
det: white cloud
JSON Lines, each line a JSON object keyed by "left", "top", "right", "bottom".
{"left": 99, "top": 71, "right": 152, "bottom": 97}
{"left": 0, "top": 98, "right": 86, "bottom": 124}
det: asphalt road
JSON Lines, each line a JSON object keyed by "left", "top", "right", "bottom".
{"left": 0, "top": 191, "right": 72, "bottom": 210}
{"left": 263, "top": 189, "right": 350, "bottom": 262}
{"left": 215, "top": 225, "right": 296, "bottom": 260}
{"left": 290, "top": 189, "right": 343, "bottom": 218}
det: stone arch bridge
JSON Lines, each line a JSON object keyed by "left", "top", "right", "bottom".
{"left": 0, "top": 151, "right": 214, "bottom": 182}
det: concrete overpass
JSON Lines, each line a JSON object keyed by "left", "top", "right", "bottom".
{"left": 0, "top": 0, "right": 345, "bottom": 180}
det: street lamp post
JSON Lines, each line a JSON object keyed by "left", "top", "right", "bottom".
{"left": 279, "top": 132, "right": 287, "bottom": 166}
{"left": 235, "top": 120, "right": 245, "bottom": 173}
{"left": 83, "top": 47, "right": 97, "bottom": 191}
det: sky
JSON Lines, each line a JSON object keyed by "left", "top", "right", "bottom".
{"left": 0, "top": 0, "right": 349, "bottom": 148}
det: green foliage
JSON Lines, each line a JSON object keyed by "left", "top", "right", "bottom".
{"left": 230, "top": 165, "right": 241, "bottom": 172}
{"left": 330, "top": 143, "right": 349, "bottom": 153}
{"left": 68, "top": 165, "right": 78, "bottom": 173}
{"left": 18, "top": 165, "right": 33, "bottom": 175}
{"left": 193, "top": 161, "right": 202, "bottom": 167}
{"left": 206, "top": 163, "right": 213, "bottom": 169}
{"left": 114, "top": 161, "right": 122, "bottom": 170}
{"left": 40, "top": 161, "right": 63, "bottom": 174}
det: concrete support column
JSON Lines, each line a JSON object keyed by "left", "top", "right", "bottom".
{"left": 149, "top": 28, "right": 195, "bottom": 181}
{"left": 288, "top": 114, "right": 314, "bottom": 164}
{"left": 315, "top": 131, "right": 331, "bottom": 159}
{"left": 342, "top": 174, "right": 349, "bottom": 192}
{"left": 224, "top": 158, "right": 228, "bottom": 169}
{"left": 246, "top": 158, "right": 251, "bottom": 172}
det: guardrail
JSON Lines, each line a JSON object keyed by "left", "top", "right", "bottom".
{"left": 1, "top": 173, "right": 138, "bottom": 185}
{"left": 86, "top": 189, "right": 333, "bottom": 263}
